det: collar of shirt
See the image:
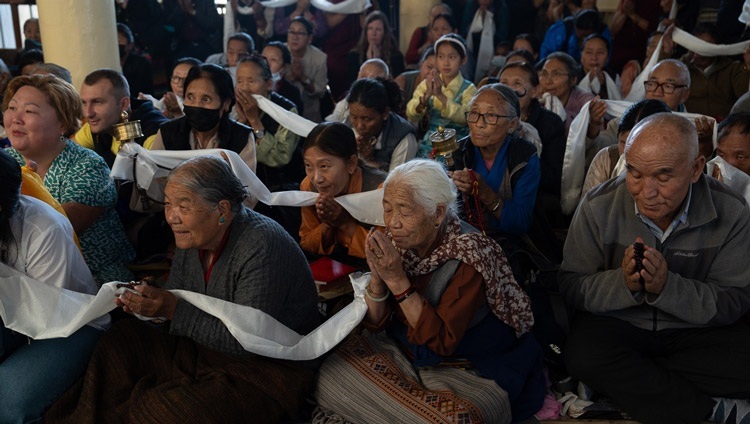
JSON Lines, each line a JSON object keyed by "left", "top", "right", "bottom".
{"left": 441, "top": 73, "right": 466, "bottom": 98}
{"left": 634, "top": 184, "right": 693, "bottom": 243}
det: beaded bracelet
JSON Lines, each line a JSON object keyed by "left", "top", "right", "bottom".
{"left": 365, "top": 286, "right": 390, "bottom": 303}
{"left": 395, "top": 285, "right": 417, "bottom": 303}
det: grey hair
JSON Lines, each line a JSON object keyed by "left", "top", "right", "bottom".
{"left": 625, "top": 112, "right": 698, "bottom": 159}
{"left": 30, "top": 63, "right": 73, "bottom": 84}
{"left": 471, "top": 83, "right": 520, "bottom": 119}
{"left": 359, "top": 58, "right": 390, "bottom": 78}
{"left": 384, "top": 159, "right": 457, "bottom": 219}
{"left": 167, "top": 156, "right": 247, "bottom": 212}
{"left": 649, "top": 58, "right": 691, "bottom": 87}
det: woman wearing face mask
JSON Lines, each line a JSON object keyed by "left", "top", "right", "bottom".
{"left": 150, "top": 64, "right": 256, "bottom": 173}
{"left": 262, "top": 41, "right": 303, "bottom": 116}
{"left": 299, "top": 122, "right": 386, "bottom": 262}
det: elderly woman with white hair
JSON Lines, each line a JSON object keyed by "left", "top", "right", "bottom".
{"left": 314, "top": 159, "right": 546, "bottom": 423}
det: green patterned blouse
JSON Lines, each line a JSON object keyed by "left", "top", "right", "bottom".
{"left": 9, "top": 140, "right": 135, "bottom": 285}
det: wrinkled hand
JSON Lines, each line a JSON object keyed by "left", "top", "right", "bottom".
{"left": 116, "top": 284, "right": 178, "bottom": 319}
{"left": 622, "top": 237, "right": 668, "bottom": 295}
{"left": 366, "top": 229, "right": 406, "bottom": 286}
{"left": 235, "top": 89, "right": 259, "bottom": 123}
{"left": 451, "top": 168, "right": 494, "bottom": 203}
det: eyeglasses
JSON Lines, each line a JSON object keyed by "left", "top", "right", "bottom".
{"left": 288, "top": 30, "right": 309, "bottom": 37}
{"left": 644, "top": 80, "right": 688, "bottom": 94}
{"left": 465, "top": 111, "right": 512, "bottom": 125}
{"left": 171, "top": 75, "right": 186, "bottom": 84}
{"left": 539, "top": 70, "right": 569, "bottom": 80}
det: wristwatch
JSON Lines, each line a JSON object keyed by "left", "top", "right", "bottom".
{"left": 254, "top": 128, "right": 265, "bottom": 140}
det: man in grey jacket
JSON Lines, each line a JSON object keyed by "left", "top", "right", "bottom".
{"left": 560, "top": 113, "right": 750, "bottom": 424}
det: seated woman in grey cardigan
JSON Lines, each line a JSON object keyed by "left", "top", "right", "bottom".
{"left": 46, "top": 155, "right": 320, "bottom": 423}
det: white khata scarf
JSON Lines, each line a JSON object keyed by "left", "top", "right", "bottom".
{"left": 578, "top": 71, "right": 622, "bottom": 100}
{"left": 466, "top": 8, "right": 495, "bottom": 82}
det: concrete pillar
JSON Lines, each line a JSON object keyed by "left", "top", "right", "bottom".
{"left": 37, "top": 0, "right": 120, "bottom": 90}
{"left": 399, "top": 1, "right": 438, "bottom": 57}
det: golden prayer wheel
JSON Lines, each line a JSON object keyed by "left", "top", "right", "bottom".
{"left": 429, "top": 126, "right": 459, "bottom": 168}
{"left": 113, "top": 111, "right": 143, "bottom": 148}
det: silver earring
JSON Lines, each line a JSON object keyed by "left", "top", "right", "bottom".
{"left": 59, "top": 135, "right": 65, "bottom": 142}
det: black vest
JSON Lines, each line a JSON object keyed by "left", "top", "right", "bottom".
{"left": 373, "top": 113, "right": 416, "bottom": 166}
{"left": 159, "top": 116, "right": 251, "bottom": 155}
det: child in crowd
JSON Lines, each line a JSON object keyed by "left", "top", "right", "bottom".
{"left": 406, "top": 33, "right": 477, "bottom": 158}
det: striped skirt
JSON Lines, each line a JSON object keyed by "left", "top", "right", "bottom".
{"left": 314, "top": 331, "right": 511, "bottom": 423}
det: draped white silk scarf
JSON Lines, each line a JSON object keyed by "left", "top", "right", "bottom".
{"left": 561, "top": 99, "right": 716, "bottom": 215}
{"left": 0, "top": 262, "right": 369, "bottom": 361}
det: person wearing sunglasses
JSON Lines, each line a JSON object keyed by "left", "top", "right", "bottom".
{"left": 450, "top": 84, "right": 540, "bottom": 238}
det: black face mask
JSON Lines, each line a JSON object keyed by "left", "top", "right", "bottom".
{"left": 118, "top": 44, "right": 127, "bottom": 58}
{"left": 183, "top": 105, "right": 222, "bottom": 132}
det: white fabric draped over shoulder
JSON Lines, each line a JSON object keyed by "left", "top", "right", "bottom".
{"left": 707, "top": 156, "right": 750, "bottom": 204}
{"left": 540, "top": 92, "right": 566, "bottom": 122}
{"left": 111, "top": 143, "right": 385, "bottom": 226}
{"left": 257, "top": 0, "right": 371, "bottom": 13}
{"left": 253, "top": 94, "right": 317, "bottom": 136}
{"left": 0, "top": 262, "right": 370, "bottom": 361}
{"left": 578, "top": 72, "right": 622, "bottom": 100}
{"left": 561, "top": 100, "right": 717, "bottom": 215}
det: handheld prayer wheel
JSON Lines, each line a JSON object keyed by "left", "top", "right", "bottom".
{"left": 113, "top": 111, "right": 143, "bottom": 148}
{"left": 429, "top": 126, "right": 459, "bottom": 168}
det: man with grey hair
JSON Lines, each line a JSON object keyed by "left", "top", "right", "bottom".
{"left": 587, "top": 59, "right": 693, "bottom": 160}
{"left": 325, "top": 58, "right": 390, "bottom": 123}
{"left": 560, "top": 113, "right": 750, "bottom": 423}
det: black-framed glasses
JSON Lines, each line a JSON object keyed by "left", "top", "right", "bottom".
{"left": 644, "top": 80, "right": 688, "bottom": 94}
{"left": 288, "top": 30, "right": 309, "bottom": 37}
{"left": 465, "top": 111, "right": 512, "bottom": 125}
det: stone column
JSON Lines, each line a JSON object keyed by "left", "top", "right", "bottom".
{"left": 37, "top": 0, "right": 120, "bottom": 90}
{"left": 399, "top": 0, "right": 438, "bottom": 56}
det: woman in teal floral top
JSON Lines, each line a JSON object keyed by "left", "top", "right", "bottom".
{"left": 2, "top": 74, "right": 134, "bottom": 285}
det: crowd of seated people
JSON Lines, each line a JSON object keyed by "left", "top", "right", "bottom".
{"left": 1, "top": 0, "right": 750, "bottom": 422}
